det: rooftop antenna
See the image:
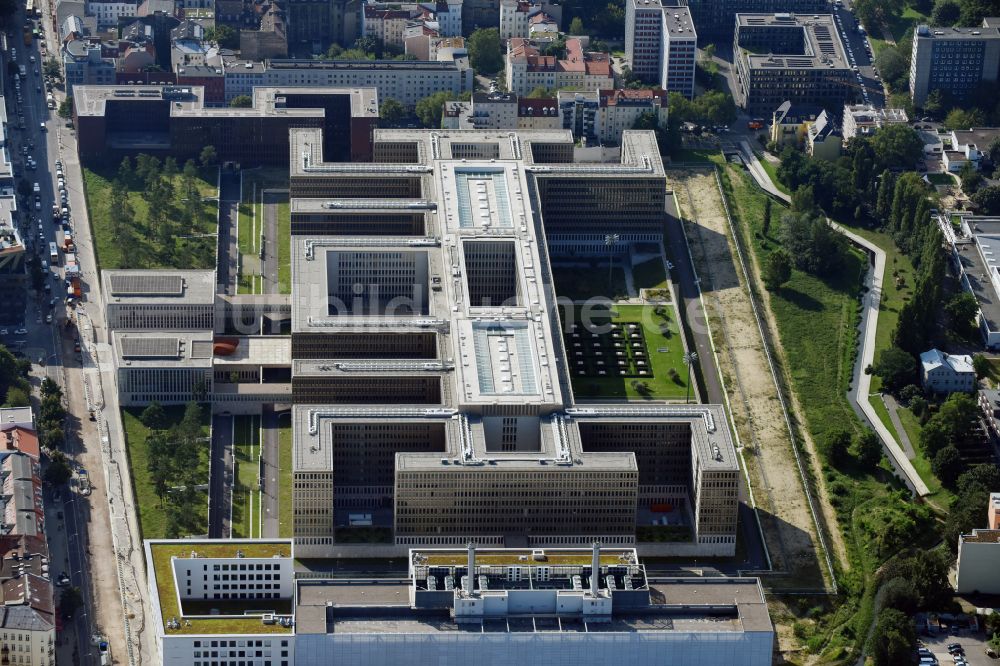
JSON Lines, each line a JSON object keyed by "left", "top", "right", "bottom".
{"left": 466, "top": 542, "right": 476, "bottom": 594}
{"left": 590, "top": 541, "right": 601, "bottom": 596}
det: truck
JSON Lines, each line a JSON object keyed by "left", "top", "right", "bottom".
{"left": 60, "top": 230, "right": 74, "bottom": 252}
{"left": 68, "top": 276, "right": 81, "bottom": 299}
{"left": 63, "top": 252, "right": 76, "bottom": 266}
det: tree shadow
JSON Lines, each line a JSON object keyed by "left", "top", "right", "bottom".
{"left": 776, "top": 287, "right": 823, "bottom": 312}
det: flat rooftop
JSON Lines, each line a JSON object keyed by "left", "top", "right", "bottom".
{"left": 145, "top": 540, "right": 293, "bottom": 636}
{"left": 959, "top": 232, "right": 1000, "bottom": 333}
{"left": 914, "top": 23, "right": 1000, "bottom": 40}
{"left": 411, "top": 547, "right": 638, "bottom": 568}
{"left": 112, "top": 330, "right": 214, "bottom": 368}
{"left": 737, "top": 13, "right": 850, "bottom": 70}
{"left": 73, "top": 85, "right": 203, "bottom": 116}
{"left": 213, "top": 336, "right": 291, "bottom": 366}
{"left": 102, "top": 269, "right": 216, "bottom": 305}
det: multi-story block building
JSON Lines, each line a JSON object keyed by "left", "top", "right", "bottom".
{"left": 505, "top": 38, "right": 614, "bottom": 96}
{"left": 0, "top": 534, "right": 55, "bottom": 666}
{"left": 734, "top": 13, "right": 854, "bottom": 117}
{"left": 223, "top": 57, "right": 473, "bottom": 107}
{"left": 74, "top": 85, "right": 377, "bottom": 165}
{"left": 102, "top": 270, "right": 216, "bottom": 329}
{"left": 112, "top": 330, "right": 215, "bottom": 405}
{"left": 0, "top": 194, "right": 24, "bottom": 327}
{"left": 683, "top": 0, "right": 825, "bottom": 39}
{"left": 957, "top": 493, "right": 1000, "bottom": 594}
{"left": 87, "top": 0, "right": 140, "bottom": 29}
{"left": 285, "top": 0, "right": 361, "bottom": 48}
{"left": 294, "top": 547, "right": 773, "bottom": 666}
{"left": 144, "top": 540, "right": 295, "bottom": 666}
{"left": 624, "top": 0, "right": 695, "bottom": 97}
{"left": 287, "top": 126, "right": 739, "bottom": 558}
{"left": 840, "top": 103, "right": 909, "bottom": 140}
{"left": 910, "top": 19, "right": 1000, "bottom": 107}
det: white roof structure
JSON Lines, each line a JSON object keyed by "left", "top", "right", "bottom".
{"left": 920, "top": 348, "right": 974, "bottom": 375}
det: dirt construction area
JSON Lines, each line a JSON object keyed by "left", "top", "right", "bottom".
{"left": 668, "top": 168, "right": 828, "bottom": 589}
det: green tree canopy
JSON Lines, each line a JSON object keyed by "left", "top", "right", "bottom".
{"left": 931, "top": 0, "right": 961, "bottom": 25}
{"left": 228, "top": 95, "right": 252, "bottom": 108}
{"left": 870, "top": 124, "right": 924, "bottom": 171}
{"left": 467, "top": 28, "right": 503, "bottom": 74}
{"left": 205, "top": 25, "right": 238, "bottom": 49}
{"left": 568, "top": 17, "right": 585, "bottom": 34}
{"left": 762, "top": 248, "right": 792, "bottom": 291}
{"left": 867, "top": 608, "right": 916, "bottom": 666}
{"left": 972, "top": 184, "right": 1000, "bottom": 213}
{"left": 379, "top": 97, "right": 406, "bottom": 126}
{"left": 870, "top": 346, "right": 916, "bottom": 392}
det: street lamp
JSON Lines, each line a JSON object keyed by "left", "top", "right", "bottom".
{"left": 683, "top": 351, "right": 698, "bottom": 404}
{"left": 605, "top": 233, "right": 619, "bottom": 293}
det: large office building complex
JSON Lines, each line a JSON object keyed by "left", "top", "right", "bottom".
{"left": 734, "top": 13, "right": 855, "bottom": 117}
{"left": 624, "top": 0, "right": 696, "bottom": 98}
{"left": 147, "top": 542, "right": 773, "bottom": 666}
{"left": 684, "top": 0, "right": 825, "bottom": 39}
{"left": 73, "top": 85, "right": 377, "bottom": 165}
{"left": 909, "top": 19, "right": 1000, "bottom": 107}
{"left": 287, "top": 126, "right": 739, "bottom": 558}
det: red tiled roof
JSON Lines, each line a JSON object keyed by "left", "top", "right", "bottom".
{"left": 0, "top": 427, "right": 39, "bottom": 461}
{"left": 599, "top": 88, "right": 668, "bottom": 107}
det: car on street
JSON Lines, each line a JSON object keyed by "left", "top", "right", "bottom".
{"left": 14, "top": 328, "right": 26, "bottom": 335}
{"left": 56, "top": 572, "right": 70, "bottom": 587}
{"left": 44, "top": 314, "right": 51, "bottom": 323}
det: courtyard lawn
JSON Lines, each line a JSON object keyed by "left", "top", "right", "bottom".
{"left": 277, "top": 419, "right": 293, "bottom": 538}
{"left": 551, "top": 263, "right": 629, "bottom": 301}
{"left": 277, "top": 201, "right": 291, "bottom": 294}
{"left": 564, "top": 303, "right": 689, "bottom": 401}
{"left": 84, "top": 166, "right": 218, "bottom": 271}
{"left": 121, "top": 405, "right": 210, "bottom": 540}
{"left": 237, "top": 168, "right": 289, "bottom": 295}
{"left": 231, "top": 414, "right": 262, "bottom": 539}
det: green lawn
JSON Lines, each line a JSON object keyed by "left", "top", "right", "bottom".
{"left": 670, "top": 148, "right": 724, "bottom": 165}
{"left": 231, "top": 414, "right": 262, "bottom": 539}
{"left": 895, "top": 406, "right": 955, "bottom": 506}
{"left": 83, "top": 166, "right": 218, "bottom": 270}
{"left": 277, "top": 201, "right": 291, "bottom": 294}
{"left": 552, "top": 263, "right": 629, "bottom": 301}
{"left": 237, "top": 168, "right": 290, "bottom": 295}
{"left": 927, "top": 173, "right": 953, "bottom": 186}
{"left": 564, "top": 303, "right": 689, "bottom": 401}
{"left": 121, "top": 405, "right": 210, "bottom": 540}
{"left": 757, "top": 156, "right": 790, "bottom": 195}
{"left": 720, "top": 165, "right": 865, "bottom": 448}
{"left": 277, "top": 419, "right": 293, "bottom": 538}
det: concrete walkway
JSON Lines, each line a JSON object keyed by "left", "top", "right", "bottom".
{"left": 738, "top": 145, "right": 931, "bottom": 496}
{"left": 883, "top": 394, "right": 917, "bottom": 460}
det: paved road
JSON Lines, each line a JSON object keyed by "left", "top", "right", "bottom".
{"left": 261, "top": 406, "right": 280, "bottom": 537}
{"left": 208, "top": 415, "right": 233, "bottom": 538}
{"left": 832, "top": 5, "right": 886, "bottom": 108}
{"left": 217, "top": 170, "right": 240, "bottom": 294}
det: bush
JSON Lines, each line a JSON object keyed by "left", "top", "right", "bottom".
{"left": 872, "top": 347, "right": 916, "bottom": 392}
{"left": 853, "top": 430, "right": 883, "bottom": 469}
{"left": 820, "top": 429, "right": 852, "bottom": 467}
{"left": 932, "top": 445, "right": 965, "bottom": 488}
{"left": 898, "top": 384, "right": 922, "bottom": 403}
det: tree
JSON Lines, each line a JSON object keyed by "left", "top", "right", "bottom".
{"left": 974, "top": 353, "right": 991, "bottom": 380}
{"left": 527, "top": 86, "right": 555, "bottom": 99}
{"left": 60, "top": 586, "right": 83, "bottom": 620}
{"left": 931, "top": 0, "right": 961, "bottom": 25}
{"left": 821, "top": 428, "right": 852, "bottom": 467}
{"left": 141, "top": 401, "right": 168, "bottom": 430}
{"left": 870, "top": 124, "right": 923, "bottom": 170}
{"left": 960, "top": 161, "right": 984, "bottom": 194}
{"left": 871, "top": 347, "right": 916, "bottom": 392}
{"left": 762, "top": 198, "right": 772, "bottom": 236}
{"left": 762, "top": 248, "right": 792, "bottom": 291}
{"left": 972, "top": 185, "right": 1000, "bottom": 213}
{"left": 933, "top": 445, "right": 965, "bottom": 487}
{"left": 945, "top": 107, "right": 986, "bottom": 130}
{"left": 379, "top": 97, "right": 406, "bottom": 126}
{"left": 920, "top": 392, "right": 979, "bottom": 457}
{"left": 43, "top": 57, "right": 61, "bottom": 81}
{"left": 199, "top": 145, "right": 217, "bottom": 167}
{"left": 568, "top": 16, "right": 585, "bottom": 34}
{"left": 228, "top": 95, "right": 252, "bottom": 108}
{"left": 853, "top": 429, "right": 883, "bottom": 469}
{"left": 467, "top": 28, "right": 503, "bottom": 74}
{"left": 415, "top": 90, "right": 462, "bottom": 128}
{"left": 867, "top": 608, "right": 916, "bottom": 666}
{"left": 44, "top": 451, "right": 72, "bottom": 485}
{"left": 205, "top": 25, "right": 238, "bottom": 49}
{"left": 41, "top": 427, "right": 64, "bottom": 451}
{"left": 790, "top": 185, "right": 816, "bottom": 214}
{"left": 57, "top": 97, "right": 73, "bottom": 119}
{"left": 875, "top": 45, "right": 910, "bottom": 92}
{"left": 946, "top": 291, "right": 981, "bottom": 338}
{"left": 881, "top": 577, "right": 921, "bottom": 614}
{"left": 40, "top": 377, "right": 60, "bottom": 399}
{"left": 880, "top": 550, "right": 952, "bottom": 609}
{"left": 4, "top": 386, "right": 28, "bottom": 407}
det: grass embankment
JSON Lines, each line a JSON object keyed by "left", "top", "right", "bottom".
{"left": 277, "top": 419, "right": 293, "bottom": 538}
{"left": 122, "top": 405, "right": 210, "bottom": 539}
{"left": 84, "top": 166, "right": 218, "bottom": 270}
{"left": 231, "top": 414, "right": 262, "bottom": 539}
{"left": 719, "top": 165, "right": 935, "bottom": 660}
{"left": 564, "top": 304, "right": 689, "bottom": 401}
{"left": 237, "top": 168, "right": 289, "bottom": 295}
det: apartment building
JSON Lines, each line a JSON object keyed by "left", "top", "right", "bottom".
{"left": 285, "top": 0, "right": 361, "bottom": 47}
{"left": 910, "top": 19, "right": 1000, "bottom": 107}
{"left": 957, "top": 493, "right": 1000, "bottom": 594}
{"left": 499, "top": 0, "right": 562, "bottom": 40}
{"left": 624, "top": 0, "right": 696, "bottom": 97}
{"left": 505, "top": 38, "right": 614, "bottom": 96}
{"left": 362, "top": 2, "right": 422, "bottom": 49}
{"left": 223, "top": 56, "right": 473, "bottom": 107}
{"left": 734, "top": 13, "right": 854, "bottom": 117}
{"left": 0, "top": 194, "right": 24, "bottom": 327}
{"left": 102, "top": 270, "right": 216, "bottom": 330}
{"left": 0, "top": 535, "right": 55, "bottom": 666}
{"left": 442, "top": 91, "right": 562, "bottom": 132}
{"left": 840, "top": 103, "right": 909, "bottom": 140}
{"left": 287, "top": 126, "right": 738, "bottom": 558}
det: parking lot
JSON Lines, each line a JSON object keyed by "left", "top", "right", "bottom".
{"left": 921, "top": 632, "right": 997, "bottom": 666}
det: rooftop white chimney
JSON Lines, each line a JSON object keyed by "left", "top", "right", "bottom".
{"left": 590, "top": 541, "right": 601, "bottom": 596}
{"left": 466, "top": 542, "right": 476, "bottom": 593}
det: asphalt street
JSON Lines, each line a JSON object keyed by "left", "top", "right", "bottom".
{"left": 209, "top": 414, "right": 234, "bottom": 538}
